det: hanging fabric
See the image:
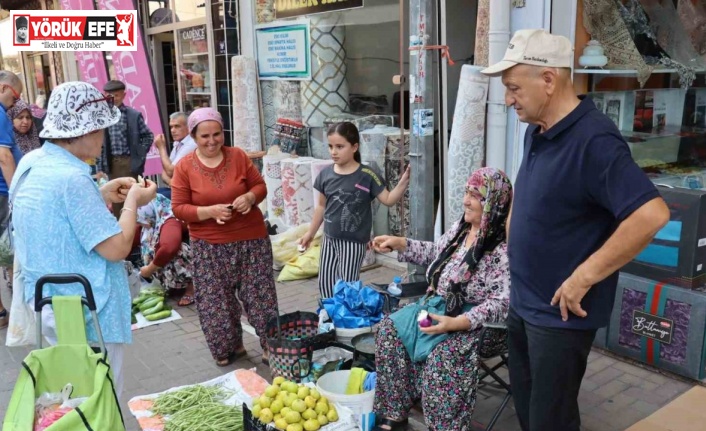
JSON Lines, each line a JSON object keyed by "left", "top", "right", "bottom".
{"left": 231, "top": 56, "right": 263, "bottom": 152}
{"left": 261, "top": 82, "right": 277, "bottom": 148}
{"left": 583, "top": 0, "right": 653, "bottom": 87}
{"left": 473, "top": 0, "right": 490, "bottom": 67}
{"left": 301, "top": 13, "right": 350, "bottom": 127}
{"left": 677, "top": 0, "right": 706, "bottom": 58}
{"left": 445, "top": 66, "right": 489, "bottom": 230}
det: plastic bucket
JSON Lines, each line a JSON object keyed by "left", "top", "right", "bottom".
{"left": 335, "top": 326, "right": 372, "bottom": 347}
{"left": 317, "top": 370, "right": 375, "bottom": 431}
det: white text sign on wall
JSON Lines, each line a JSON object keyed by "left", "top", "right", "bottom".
{"left": 255, "top": 20, "right": 310, "bottom": 80}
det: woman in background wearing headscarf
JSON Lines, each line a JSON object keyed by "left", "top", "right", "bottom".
{"left": 171, "top": 107, "right": 279, "bottom": 367}
{"left": 371, "top": 167, "right": 512, "bottom": 431}
{"left": 7, "top": 99, "right": 40, "bottom": 154}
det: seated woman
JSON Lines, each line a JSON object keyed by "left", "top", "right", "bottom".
{"left": 137, "top": 193, "right": 194, "bottom": 306}
{"left": 371, "top": 167, "right": 512, "bottom": 431}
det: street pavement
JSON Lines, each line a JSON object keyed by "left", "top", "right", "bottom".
{"left": 0, "top": 256, "right": 697, "bottom": 431}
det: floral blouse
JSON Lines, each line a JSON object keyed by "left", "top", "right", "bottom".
{"left": 398, "top": 221, "right": 510, "bottom": 330}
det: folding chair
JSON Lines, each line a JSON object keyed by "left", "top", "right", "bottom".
{"left": 476, "top": 322, "right": 512, "bottom": 431}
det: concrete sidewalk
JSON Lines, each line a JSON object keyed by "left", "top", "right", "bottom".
{"left": 0, "top": 261, "right": 695, "bottom": 431}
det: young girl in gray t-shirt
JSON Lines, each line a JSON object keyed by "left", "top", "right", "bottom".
{"left": 299, "top": 122, "right": 410, "bottom": 298}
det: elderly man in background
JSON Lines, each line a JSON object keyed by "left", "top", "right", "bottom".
{"left": 98, "top": 79, "right": 154, "bottom": 217}
{"left": 481, "top": 29, "right": 670, "bottom": 431}
{"left": 153, "top": 112, "right": 197, "bottom": 200}
{"left": 0, "top": 70, "right": 23, "bottom": 329}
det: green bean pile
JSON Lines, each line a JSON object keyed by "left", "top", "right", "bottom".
{"left": 163, "top": 403, "right": 244, "bottom": 431}
{"left": 152, "top": 385, "right": 231, "bottom": 416}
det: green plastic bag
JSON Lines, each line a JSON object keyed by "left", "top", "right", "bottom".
{"left": 3, "top": 296, "right": 125, "bottom": 431}
{"left": 389, "top": 296, "right": 473, "bottom": 363}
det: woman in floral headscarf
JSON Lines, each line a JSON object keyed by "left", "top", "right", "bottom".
{"left": 371, "top": 167, "right": 512, "bottom": 431}
{"left": 7, "top": 99, "right": 40, "bottom": 154}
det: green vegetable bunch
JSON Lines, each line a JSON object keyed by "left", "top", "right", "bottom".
{"left": 131, "top": 288, "right": 172, "bottom": 322}
{"left": 152, "top": 385, "right": 231, "bottom": 416}
{"left": 163, "top": 402, "right": 243, "bottom": 431}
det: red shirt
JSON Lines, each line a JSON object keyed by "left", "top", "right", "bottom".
{"left": 171, "top": 146, "right": 268, "bottom": 243}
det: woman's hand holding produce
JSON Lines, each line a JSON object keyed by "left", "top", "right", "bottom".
{"left": 419, "top": 313, "right": 471, "bottom": 334}
{"left": 101, "top": 177, "right": 135, "bottom": 204}
{"left": 128, "top": 178, "right": 157, "bottom": 207}
{"left": 210, "top": 204, "right": 233, "bottom": 225}
{"left": 232, "top": 192, "right": 255, "bottom": 215}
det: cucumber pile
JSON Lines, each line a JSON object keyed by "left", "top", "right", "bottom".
{"left": 132, "top": 288, "right": 172, "bottom": 323}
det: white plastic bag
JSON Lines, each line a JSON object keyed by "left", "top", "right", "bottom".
{"left": 6, "top": 256, "right": 36, "bottom": 347}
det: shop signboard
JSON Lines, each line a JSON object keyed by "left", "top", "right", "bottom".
{"left": 58, "top": 0, "right": 110, "bottom": 91}
{"left": 275, "top": 0, "right": 363, "bottom": 19}
{"left": 96, "top": 0, "right": 164, "bottom": 176}
{"left": 255, "top": 20, "right": 311, "bottom": 80}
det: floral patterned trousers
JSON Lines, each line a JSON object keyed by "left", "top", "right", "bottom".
{"left": 374, "top": 317, "right": 481, "bottom": 431}
{"left": 191, "top": 238, "right": 279, "bottom": 360}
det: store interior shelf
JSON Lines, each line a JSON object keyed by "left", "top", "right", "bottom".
{"left": 182, "top": 52, "right": 208, "bottom": 58}
{"left": 185, "top": 91, "right": 211, "bottom": 96}
{"left": 574, "top": 68, "right": 706, "bottom": 75}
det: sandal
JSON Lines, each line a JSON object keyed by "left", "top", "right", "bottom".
{"left": 215, "top": 348, "right": 248, "bottom": 367}
{"left": 178, "top": 294, "right": 195, "bottom": 307}
{"left": 372, "top": 418, "right": 407, "bottom": 431}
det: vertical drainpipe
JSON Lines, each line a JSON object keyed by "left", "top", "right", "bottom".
{"left": 485, "top": 0, "right": 511, "bottom": 171}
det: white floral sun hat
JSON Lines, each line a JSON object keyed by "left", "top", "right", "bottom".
{"left": 39, "top": 81, "right": 121, "bottom": 139}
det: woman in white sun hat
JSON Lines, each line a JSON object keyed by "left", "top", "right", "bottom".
{"left": 10, "top": 81, "right": 156, "bottom": 396}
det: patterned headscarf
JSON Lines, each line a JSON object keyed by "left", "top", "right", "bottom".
{"left": 7, "top": 99, "right": 40, "bottom": 154}
{"left": 187, "top": 107, "right": 223, "bottom": 135}
{"left": 426, "top": 167, "right": 513, "bottom": 317}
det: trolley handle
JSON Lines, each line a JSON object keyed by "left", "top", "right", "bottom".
{"left": 34, "top": 274, "right": 105, "bottom": 353}
{"left": 35, "top": 274, "right": 96, "bottom": 312}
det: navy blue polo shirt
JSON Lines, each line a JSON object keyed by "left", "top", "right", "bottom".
{"left": 508, "top": 96, "right": 660, "bottom": 330}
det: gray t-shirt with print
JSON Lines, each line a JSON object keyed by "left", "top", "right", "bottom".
{"left": 314, "top": 164, "right": 386, "bottom": 243}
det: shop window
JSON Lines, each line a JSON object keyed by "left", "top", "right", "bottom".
{"left": 173, "top": 0, "right": 206, "bottom": 21}
{"left": 254, "top": 0, "right": 406, "bottom": 121}
{"left": 26, "top": 53, "right": 54, "bottom": 106}
{"left": 177, "top": 25, "right": 211, "bottom": 114}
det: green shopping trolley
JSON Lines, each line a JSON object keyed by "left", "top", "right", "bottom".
{"left": 3, "top": 274, "right": 125, "bottom": 431}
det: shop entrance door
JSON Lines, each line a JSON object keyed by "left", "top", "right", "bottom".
{"left": 152, "top": 32, "right": 178, "bottom": 121}
{"left": 25, "top": 52, "right": 54, "bottom": 107}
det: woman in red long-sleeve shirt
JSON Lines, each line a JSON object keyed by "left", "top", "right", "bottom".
{"left": 171, "top": 108, "right": 279, "bottom": 366}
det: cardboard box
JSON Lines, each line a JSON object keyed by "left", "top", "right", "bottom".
{"left": 606, "top": 273, "right": 706, "bottom": 380}
{"left": 622, "top": 186, "right": 706, "bottom": 290}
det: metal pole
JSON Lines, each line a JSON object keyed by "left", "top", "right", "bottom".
{"left": 407, "top": 0, "right": 435, "bottom": 279}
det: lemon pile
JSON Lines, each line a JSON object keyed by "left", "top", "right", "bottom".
{"left": 252, "top": 376, "right": 339, "bottom": 431}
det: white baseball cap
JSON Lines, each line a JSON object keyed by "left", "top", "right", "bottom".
{"left": 481, "top": 29, "right": 574, "bottom": 76}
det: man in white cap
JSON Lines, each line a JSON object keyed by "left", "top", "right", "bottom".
{"left": 481, "top": 29, "right": 669, "bottom": 431}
